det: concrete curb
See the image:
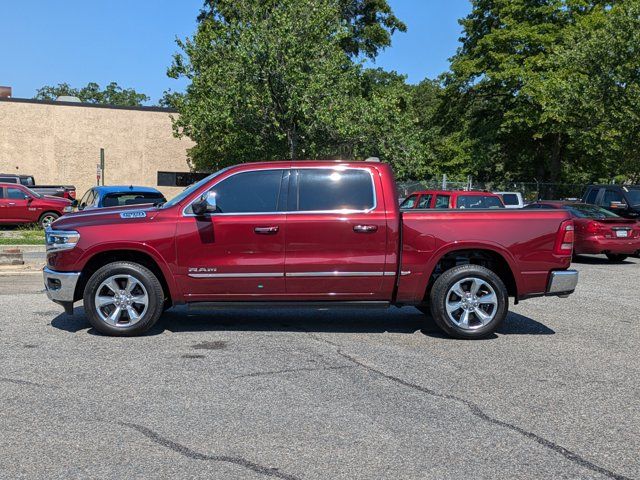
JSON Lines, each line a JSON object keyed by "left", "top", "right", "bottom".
{"left": 0, "top": 244, "right": 45, "bottom": 252}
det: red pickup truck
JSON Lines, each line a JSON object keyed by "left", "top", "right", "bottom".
{"left": 0, "top": 183, "right": 74, "bottom": 228}
{"left": 43, "top": 161, "right": 578, "bottom": 339}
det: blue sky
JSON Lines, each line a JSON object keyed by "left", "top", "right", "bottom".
{"left": 0, "top": 0, "right": 471, "bottom": 104}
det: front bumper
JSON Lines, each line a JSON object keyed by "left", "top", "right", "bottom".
{"left": 43, "top": 267, "right": 81, "bottom": 303}
{"left": 547, "top": 270, "right": 579, "bottom": 296}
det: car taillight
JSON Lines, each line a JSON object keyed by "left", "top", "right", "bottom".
{"left": 584, "top": 221, "right": 600, "bottom": 235}
{"left": 69, "top": 191, "right": 76, "bottom": 199}
{"left": 554, "top": 220, "right": 574, "bottom": 255}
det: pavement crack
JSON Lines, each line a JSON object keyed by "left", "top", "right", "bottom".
{"left": 119, "top": 422, "right": 302, "bottom": 480}
{"left": 0, "top": 376, "right": 45, "bottom": 387}
{"left": 305, "top": 332, "right": 632, "bottom": 480}
{"left": 235, "top": 365, "right": 353, "bottom": 379}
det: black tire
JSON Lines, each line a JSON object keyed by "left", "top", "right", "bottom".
{"left": 429, "top": 264, "right": 508, "bottom": 339}
{"left": 83, "top": 261, "right": 164, "bottom": 336}
{"left": 606, "top": 254, "right": 627, "bottom": 263}
{"left": 38, "top": 212, "right": 59, "bottom": 229}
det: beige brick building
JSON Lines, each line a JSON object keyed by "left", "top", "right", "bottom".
{"left": 0, "top": 97, "right": 195, "bottom": 200}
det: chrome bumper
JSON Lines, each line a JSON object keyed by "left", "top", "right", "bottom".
{"left": 547, "top": 270, "right": 579, "bottom": 295}
{"left": 43, "top": 267, "right": 81, "bottom": 303}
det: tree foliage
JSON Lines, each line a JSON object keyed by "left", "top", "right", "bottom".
{"left": 169, "top": 0, "right": 640, "bottom": 184}
{"left": 35, "top": 82, "right": 150, "bottom": 106}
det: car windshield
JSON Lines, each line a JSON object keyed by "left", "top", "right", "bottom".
{"left": 565, "top": 204, "right": 619, "bottom": 219}
{"left": 625, "top": 187, "right": 640, "bottom": 206}
{"left": 160, "top": 167, "right": 230, "bottom": 209}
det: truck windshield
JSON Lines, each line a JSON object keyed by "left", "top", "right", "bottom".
{"left": 160, "top": 167, "right": 230, "bottom": 209}
{"left": 625, "top": 187, "right": 640, "bottom": 206}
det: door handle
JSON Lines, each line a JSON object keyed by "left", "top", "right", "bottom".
{"left": 353, "top": 224, "right": 378, "bottom": 233}
{"left": 254, "top": 226, "right": 279, "bottom": 234}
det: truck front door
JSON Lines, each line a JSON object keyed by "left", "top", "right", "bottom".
{"left": 175, "top": 169, "right": 288, "bottom": 301}
{"left": 3, "top": 186, "right": 33, "bottom": 223}
{"left": 283, "top": 167, "right": 390, "bottom": 300}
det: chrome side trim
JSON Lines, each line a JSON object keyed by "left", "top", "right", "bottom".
{"left": 188, "top": 272, "right": 285, "bottom": 278}
{"left": 400, "top": 270, "right": 411, "bottom": 276}
{"left": 286, "top": 271, "right": 395, "bottom": 277}
{"left": 547, "top": 270, "right": 579, "bottom": 294}
{"left": 188, "top": 271, "right": 395, "bottom": 279}
{"left": 182, "top": 166, "right": 377, "bottom": 217}
{"left": 43, "top": 267, "right": 81, "bottom": 303}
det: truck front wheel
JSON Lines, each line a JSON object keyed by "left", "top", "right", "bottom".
{"left": 429, "top": 264, "right": 508, "bottom": 339}
{"left": 83, "top": 261, "right": 165, "bottom": 336}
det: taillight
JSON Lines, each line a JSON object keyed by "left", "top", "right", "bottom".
{"left": 69, "top": 191, "right": 76, "bottom": 199}
{"left": 584, "top": 221, "right": 600, "bottom": 235}
{"left": 554, "top": 220, "right": 574, "bottom": 255}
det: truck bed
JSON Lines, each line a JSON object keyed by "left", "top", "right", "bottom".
{"left": 396, "top": 209, "right": 573, "bottom": 303}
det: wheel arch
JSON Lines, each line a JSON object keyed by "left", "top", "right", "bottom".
{"left": 420, "top": 245, "right": 520, "bottom": 302}
{"left": 73, "top": 249, "right": 176, "bottom": 306}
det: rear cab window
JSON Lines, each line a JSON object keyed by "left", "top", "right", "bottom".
{"left": 456, "top": 195, "right": 504, "bottom": 209}
{"left": 291, "top": 168, "right": 374, "bottom": 212}
{"left": 103, "top": 192, "right": 165, "bottom": 207}
{"left": 501, "top": 194, "right": 519, "bottom": 206}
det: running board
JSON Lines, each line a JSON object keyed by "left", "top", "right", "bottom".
{"left": 187, "top": 301, "right": 390, "bottom": 311}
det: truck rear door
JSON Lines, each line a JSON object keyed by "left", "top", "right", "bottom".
{"left": 283, "top": 167, "right": 390, "bottom": 299}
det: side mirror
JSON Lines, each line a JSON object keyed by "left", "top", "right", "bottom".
{"left": 72, "top": 200, "right": 79, "bottom": 208}
{"left": 192, "top": 191, "right": 217, "bottom": 216}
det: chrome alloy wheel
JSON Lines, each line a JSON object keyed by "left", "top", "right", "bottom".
{"left": 41, "top": 214, "right": 56, "bottom": 229}
{"left": 445, "top": 277, "right": 498, "bottom": 330}
{"left": 94, "top": 274, "right": 149, "bottom": 327}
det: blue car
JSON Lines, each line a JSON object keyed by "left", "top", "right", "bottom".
{"left": 76, "top": 185, "right": 166, "bottom": 211}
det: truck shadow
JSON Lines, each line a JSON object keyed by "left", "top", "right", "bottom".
{"left": 50, "top": 307, "right": 554, "bottom": 338}
{"left": 572, "top": 254, "right": 638, "bottom": 265}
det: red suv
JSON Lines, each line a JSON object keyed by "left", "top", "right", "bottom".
{"left": 401, "top": 190, "right": 505, "bottom": 209}
{"left": 0, "top": 183, "right": 73, "bottom": 228}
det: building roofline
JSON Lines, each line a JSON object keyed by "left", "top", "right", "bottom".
{"left": 0, "top": 96, "right": 177, "bottom": 113}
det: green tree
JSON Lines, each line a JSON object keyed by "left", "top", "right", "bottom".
{"left": 441, "top": 0, "right": 613, "bottom": 183}
{"left": 168, "top": 0, "right": 415, "bottom": 171}
{"left": 543, "top": 1, "right": 640, "bottom": 182}
{"left": 195, "top": 0, "right": 406, "bottom": 60}
{"left": 35, "top": 82, "right": 149, "bottom": 106}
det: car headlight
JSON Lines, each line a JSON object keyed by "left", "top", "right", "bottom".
{"left": 63, "top": 206, "right": 74, "bottom": 213}
{"left": 45, "top": 229, "right": 80, "bottom": 253}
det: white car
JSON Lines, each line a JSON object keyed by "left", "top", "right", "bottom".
{"left": 494, "top": 192, "right": 524, "bottom": 209}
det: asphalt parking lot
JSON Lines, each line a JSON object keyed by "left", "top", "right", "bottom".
{"left": 0, "top": 256, "right": 638, "bottom": 480}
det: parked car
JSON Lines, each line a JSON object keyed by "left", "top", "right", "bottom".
{"left": 582, "top": 184, "right": 640, "bottom": 219}
{"left": 0, "top": 173, "right": 76, "bottom": 200}
{"left": 76, "top": 186, "right": 166, "bottom": 211}
{"left": 43, "top": 160, "right": 577, "bottom": 339}
{"left": 524, "top": 201, "right": 640, "bottom": 262}
{"left": 400, "top": 190, "right": 505, "bottom": 209}
{"left": 493, "top": 191, "right": 524, "bottom": 209}
{"left": 0, "top": 183, "right": 73, "bottom": 228}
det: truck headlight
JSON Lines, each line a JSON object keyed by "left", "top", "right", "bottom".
{"left": 45, "top": 229, "right": 80, "bottom": 252}
{"left": 63, "top": 206, "right": 74, "bottom": 213}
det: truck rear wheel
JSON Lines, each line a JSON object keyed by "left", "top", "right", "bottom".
{"left": 429, "top": 264, "right": 508, "bottom": 339}
{"left": 83, "top": 261, "right": 164, "bottom": 336}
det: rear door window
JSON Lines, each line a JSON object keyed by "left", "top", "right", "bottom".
{"left": 435, "top": 195, "right": 450, "bottom": 209}
{"left": 293, "top": 169, "right": 374, "bottom": 212}
{"left": 602, "top": 189, "right": 626, "bottom": 207}
{"left": 417, "top": 194, "right": 432, "bottom": 208}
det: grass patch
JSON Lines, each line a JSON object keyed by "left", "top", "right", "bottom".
{"left": 0, "top": 226, "right": 45, "bottom": 245}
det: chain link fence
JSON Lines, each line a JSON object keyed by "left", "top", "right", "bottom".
{"left": 396, "top": 178, "right": 587, "bottom": 203}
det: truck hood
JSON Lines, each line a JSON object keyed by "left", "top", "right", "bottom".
{"left": 51, "top": 204, "right": 160, "bottom": 230}
{"left": 41, "top": 195, "right": 72, "bottom": 204}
